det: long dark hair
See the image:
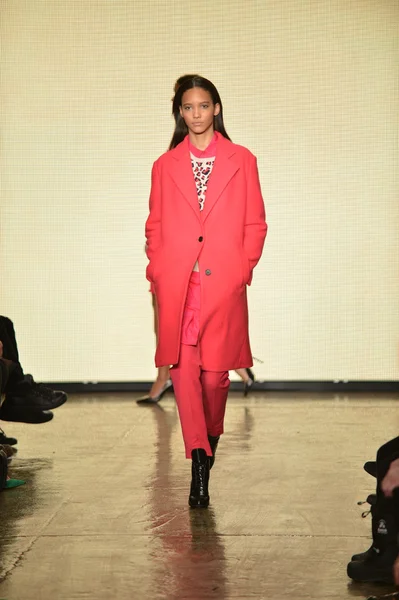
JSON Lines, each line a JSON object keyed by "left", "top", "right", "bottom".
{"left": 169, "top": 76, "right": 231, "bottom": 150}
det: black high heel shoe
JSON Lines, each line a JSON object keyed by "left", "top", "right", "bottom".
{"left": 136, "top": 379, "right": 173, "bottom": 405}
{"left": 243, "top": 368, "right": 255, "bottom": 397}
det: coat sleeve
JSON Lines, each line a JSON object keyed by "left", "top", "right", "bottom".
{"left": 145, "top": 161, "right": 162, "bottom": 282}
{"left": 244, "top": 154, "right": 267, "bottom": 285}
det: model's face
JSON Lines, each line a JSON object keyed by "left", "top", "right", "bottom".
{"left": 179, "top": 88, "right": 220, "bottom": 136}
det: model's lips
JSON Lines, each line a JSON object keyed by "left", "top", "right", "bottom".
{"left": 192, "top": 122, "right": 203, "bottom": 126}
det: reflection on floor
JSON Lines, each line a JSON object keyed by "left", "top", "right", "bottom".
{"left": 0, "top": 391, "right": 398, "bottom": 599}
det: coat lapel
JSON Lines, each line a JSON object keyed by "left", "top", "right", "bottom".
{"left": 201, "top": 136, "right": 239, "bottom": 222}
{"left": 169, "top": 138, "right": 201, "bottom": 221}
{"left": 168, "top": 134, "right": 240, "bottom": 223}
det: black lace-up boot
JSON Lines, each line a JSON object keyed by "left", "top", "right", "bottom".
{"left": 189, "top": 448, "right": 210, "bottom": 509}
{"left": 208, "top": 435, "right": 220, "bottom": 470}
{"left": 348, "top": 437, "right": 399, "bottom": 582}
{"left": 347, "top": 502, "right": 397, "bottom": 583}
{"left": 350, "top": 494, "right": 378, "bottom": 561}
{"left": 348, "top": 462, "right": 399, "bottom": 584}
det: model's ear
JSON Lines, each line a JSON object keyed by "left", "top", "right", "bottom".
{"left": 179, "top": 106, "right": 183, "bottom": 118}
{"left": 214, "top": 103, "right": 221, "bottom": 116}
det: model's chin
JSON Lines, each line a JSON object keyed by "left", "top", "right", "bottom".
{"left": 189, "top": 125, "right": 210, "bottom": 135}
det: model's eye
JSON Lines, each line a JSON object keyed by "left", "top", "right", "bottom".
{"left": 201, "top": 104, "right": 209, "bottom": 109}
{"left": 183, "top": 106, "right": 192, "bottom": 111}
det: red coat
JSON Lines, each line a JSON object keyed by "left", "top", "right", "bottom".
{"left": 145, "top": 134, "right": 267, "bottom": 370}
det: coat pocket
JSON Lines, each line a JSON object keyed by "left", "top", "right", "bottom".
{"left": 146, "top": 248, "right": 165, "bottom": 283}
{"left": 241, "top": 252, "right": 251, "bottom": 287}
{"left": 146, "top": 250, "right": 162, "bottom": 283}
{"left": 146, "top": 261, "right": 155, "bottom": 283}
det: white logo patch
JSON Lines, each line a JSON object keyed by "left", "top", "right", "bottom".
{"left": 377, "top": 519, "right": 388, "bottom": 535}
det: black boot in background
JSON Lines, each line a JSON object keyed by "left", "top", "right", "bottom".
{"left": 4, "top": 374, "right": 67, "bottom": 411}
{"left": 347, "top": 449, "right": 399, "bottom": 584}
{"left": 208, "top": 435, "right": 220, "bottom": 470}
{"left": 347, "top": 504, "right": 397, "bottom": 583}
{"left": 351, "top": 493, "right": 377, "bottom": 561}
{"left": 189, "top": 448, "right": 210, "bottom": 509}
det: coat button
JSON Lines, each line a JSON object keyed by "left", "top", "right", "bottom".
{"left": 205, "top": 269, "right": 211, "bottom": 276}
{"left": 198, "top": 236, "right": 203, "bottom": 242}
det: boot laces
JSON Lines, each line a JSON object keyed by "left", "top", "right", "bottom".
{"left": 194, "top": 463, "right": 207, "bottom": 493}
{"left": 357, "top": 494, "right": 376, "bottom": 518}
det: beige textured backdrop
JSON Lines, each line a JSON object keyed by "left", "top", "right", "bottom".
{"left": 1, "top": 0, "right": 398, "bottom": 382}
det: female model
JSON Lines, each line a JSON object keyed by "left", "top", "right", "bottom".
{"left": 145, "top": 76, "right": 267, "bottom": 507}
{"left": 138, "top": 75, "right": 256, "bottom": 404}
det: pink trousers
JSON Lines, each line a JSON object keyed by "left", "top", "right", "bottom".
{"left": 170, "top": 272, "right": 230, "bottom": 459}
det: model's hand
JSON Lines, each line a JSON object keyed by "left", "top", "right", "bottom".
{"left": 381, "top": 458, "right": 399, "bottom": 497}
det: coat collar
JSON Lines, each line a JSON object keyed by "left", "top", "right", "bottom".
{"left": 168, "top": 134, "right": 240, "bottom": 222}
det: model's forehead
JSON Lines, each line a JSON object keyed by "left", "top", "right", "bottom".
{"left": 181, "top": 88, "right": 212, "bottom": 104}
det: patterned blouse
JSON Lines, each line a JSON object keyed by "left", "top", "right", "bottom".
{"left": 190, "top": 154, "right": 215, "bottom": 211}
{"left": 189, "top": 132, "right": 218, "bottom": 211}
